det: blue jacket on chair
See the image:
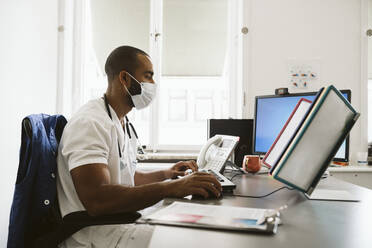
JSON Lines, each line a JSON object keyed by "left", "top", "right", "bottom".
{"left": 7, "top": 114, "right": 67, "bottom": 248}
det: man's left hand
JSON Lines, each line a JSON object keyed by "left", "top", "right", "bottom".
{"left": 165, "top": 160, "right": 198, "bottom": 179}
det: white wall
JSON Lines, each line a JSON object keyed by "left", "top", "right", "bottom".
{"left": 242, "top": 0, "right": 368, "bottom": 163}
{"left": 369, "top": 0, "right": 372, "bottom": 78}
{"left": 0, "top": 0, "right": 58, "bottom": 246}
{"left": 368, "top": 0, "right": 372, "bottom": 142}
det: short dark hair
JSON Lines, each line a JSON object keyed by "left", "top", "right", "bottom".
{"left": 104, "top": 45, "right": 149, "bottom": 82}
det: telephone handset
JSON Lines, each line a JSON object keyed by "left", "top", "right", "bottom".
{"left": 197, "top": 136, "right": 223, "bottom": 168}
{"left": 197, "top": 135, "right": 240, "bottom": 173}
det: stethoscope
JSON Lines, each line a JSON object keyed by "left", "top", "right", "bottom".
{"left": 103, "top": 94, "right": 144, "bottom": 159}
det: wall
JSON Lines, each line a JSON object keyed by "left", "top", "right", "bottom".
{"left": 368, "top": 0, "right": 372, "bottom": 142}
{"left": 0, "top": 0, "right": 58, "bottom": 246}
{"left": 242, "top": 0, "right": 368, "bottom": 163}
{"left": 369, "top": 0, "right": 372, "bottom": 79}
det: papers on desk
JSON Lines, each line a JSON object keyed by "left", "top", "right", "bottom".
{"left": 137, "top": 202, "right": 279, "bottom": 234}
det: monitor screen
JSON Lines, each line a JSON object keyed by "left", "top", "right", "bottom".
{"left": 253, "top": 90, "right": 351, "bottom": 162}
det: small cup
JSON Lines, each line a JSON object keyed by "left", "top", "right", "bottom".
{"left": 357, "top": 152, "right": 368, "bottom": 166}
{"left": 242, "top": 155, "right": 262, "bottom": 173}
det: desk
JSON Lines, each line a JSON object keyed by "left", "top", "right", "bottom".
{"left": 139, "top": 162, "right": 372, "bottom": 189}
{"left": 146, "top": 173, "right": 372, "bottom": 248}
{"left": 328, "top": 165, "right": 372, "bottom": 189}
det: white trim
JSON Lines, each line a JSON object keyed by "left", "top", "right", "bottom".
{"left": 56, "top": 0, "right": 74, "bottom": 117}
{"left": 361, "top": 0, "right": 369, "bottom": 152}
{"left": 152, "top": 145, "right": 201, "bottom": 152}
{"left": 149, "top": 0, "right": 163, "bottom": 152}
{"left": 226, "top": 0, "right": 241, "bottom": 118}
{"left": 242, "top": 0, "right": 252, "bottom": 118}
{"left": 158, "top": 76, "right": 224, "bottom": 80}
{"left": 56, "top": 0, "right": 65, "bottom": 115}
{"left": 236, "top": 0, "right": 244, "bottom": 119}
{"left": 71, "top": 0, "right": 87, "bottom": 115}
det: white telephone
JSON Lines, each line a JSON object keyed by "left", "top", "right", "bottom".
{"left": 197, "top": 135, "right": 240, "bottom": 173}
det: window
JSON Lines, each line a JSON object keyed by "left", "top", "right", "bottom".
{"left": 77, "top": 0, "right": 243, "bottom": 151}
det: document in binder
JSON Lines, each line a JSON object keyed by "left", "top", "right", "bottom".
{"left": 269, "top": 85, "right": 360, "bottom": 195}
{"left": 262, "top": 98, "right": 312, "bottom": 169}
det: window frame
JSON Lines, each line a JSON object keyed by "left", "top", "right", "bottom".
{"left": 62, "top": 0, "right": 244, "bottom": 153}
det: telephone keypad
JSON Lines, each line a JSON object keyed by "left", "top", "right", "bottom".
{"left": 205, "top": 160, "right": 225, "bottom": 173}
{"left": 208, "top": 170, "right": 225, "bottom": 182}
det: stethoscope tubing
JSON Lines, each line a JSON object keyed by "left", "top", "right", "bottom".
{"left": 103, "top": 94, "right": 140, "bottom": 158}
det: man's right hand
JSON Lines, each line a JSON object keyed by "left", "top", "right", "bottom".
{"left": 165, "top": 172, "right": 222, "bottom": 199}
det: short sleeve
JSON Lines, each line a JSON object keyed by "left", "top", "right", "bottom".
{"left": 60, "top": 117, "right": 112, "bottom": 171}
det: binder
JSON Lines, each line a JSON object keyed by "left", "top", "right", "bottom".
{"left": 269, "top": 85, "right": 360, "bottom": 195}
{"left": 262, "top": 98, "right": 312, "bottom": 169}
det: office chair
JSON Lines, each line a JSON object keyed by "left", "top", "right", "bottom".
{"left": 8, "top": 114, "right": 141, "bottom": 248}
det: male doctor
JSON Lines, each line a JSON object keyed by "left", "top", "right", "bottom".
{"left": 56, "top": 46, "right": 222, "bottom": 247}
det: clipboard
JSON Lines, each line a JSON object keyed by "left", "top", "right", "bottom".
{"left": 136, "top": 202, "right": 280, "bottom": 234}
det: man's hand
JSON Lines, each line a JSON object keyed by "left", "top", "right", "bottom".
{"left": 166, "top": 172, "right": 222, "bottom": 199}
{"left": 164, "top": 160, "right": 198, "bottom": 179}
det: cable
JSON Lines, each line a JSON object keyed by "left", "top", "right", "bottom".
{"left": 225, "top": 161, "right": 246, "bottom": 174}
{"left": 228, "top": 172, "right": 242, "bottom": 181}
{"left": 232, "top": 186, "right": 294, "bottom": 199}
{"left": 225, "top": 161, "right": 245, "bottom": 182}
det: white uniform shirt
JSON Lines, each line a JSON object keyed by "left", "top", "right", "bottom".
{"left": 56, "top": 98, "right": 139, "bottom": 247}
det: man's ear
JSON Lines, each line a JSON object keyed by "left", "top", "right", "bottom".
{"left": 119, "top": 70, "right": 131, "bottom": 88}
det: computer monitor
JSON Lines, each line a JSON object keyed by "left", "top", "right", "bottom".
{"left": 253, "top": 89, "right": 351, "bottom": 162}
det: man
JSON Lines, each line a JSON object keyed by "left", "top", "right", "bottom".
{"left": 57, "top": 46, "right": 222, "bottom": 247}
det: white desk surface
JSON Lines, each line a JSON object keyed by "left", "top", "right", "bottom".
{"left": 147, "top": 174, "right": 372, "bottom": 248}
{"left": 328, "top": 165, "right": 372, "bottom": 172}
{"left": 138, "top": 162, "right": 173, "bottom": 170}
